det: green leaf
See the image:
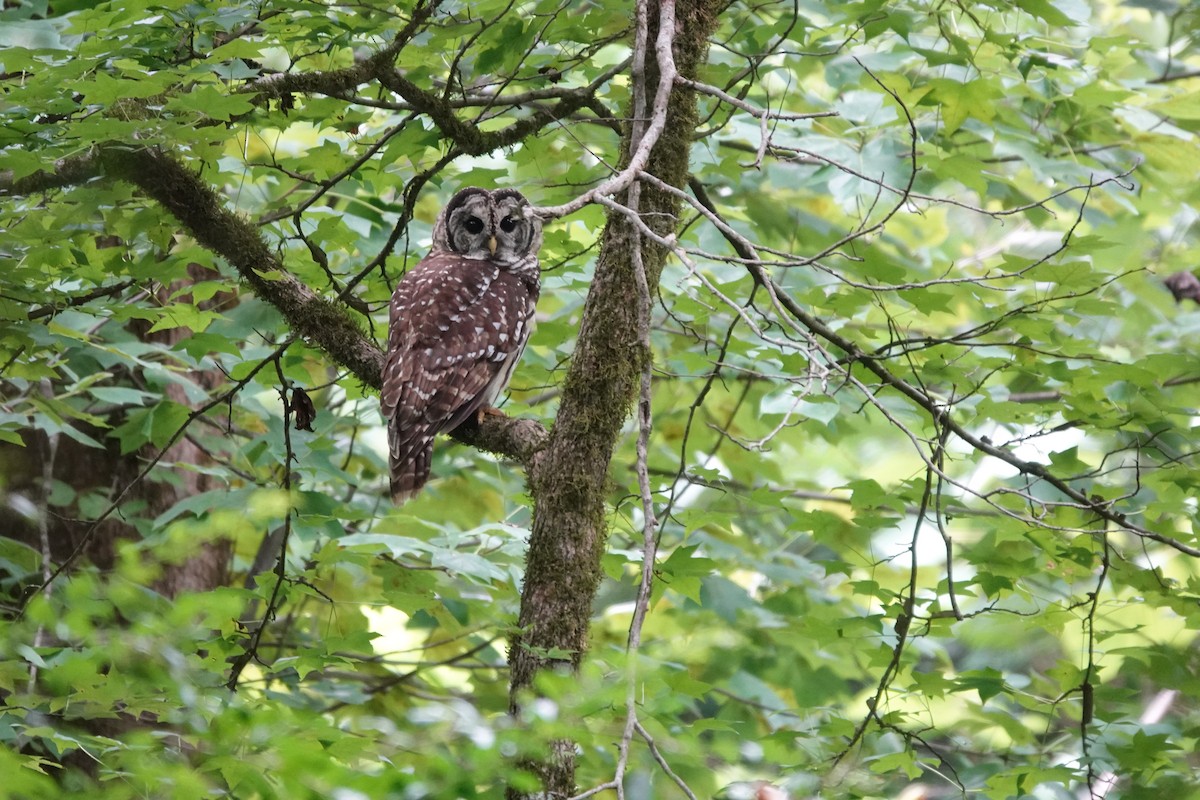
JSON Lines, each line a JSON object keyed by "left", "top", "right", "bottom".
{"left": 165, "top": 84, "right": 255, "bottom": 121}
{"left": 957, "top": 668, "right": 1007, "bottom": 703}
{"left": 1014, "top": 0, "right": 1075, "bottom": 26}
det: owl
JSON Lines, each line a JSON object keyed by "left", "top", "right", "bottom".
{"left": 381, "top": 187, "right": 542, "bottom": 503}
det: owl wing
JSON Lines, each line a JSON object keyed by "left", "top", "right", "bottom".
{"left": 381, "top": 253, "right": 535, "bottom": 500}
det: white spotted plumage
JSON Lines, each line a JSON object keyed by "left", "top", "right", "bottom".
{"left": 381, "top": 187, "right": 542, "bottom": 503}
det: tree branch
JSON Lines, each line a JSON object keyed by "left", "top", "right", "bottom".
{"left": 0, "top": 149, "right": 105, "bottom": 196}
{"left": 683, "top": 177, "right": 1200, "bottom": 558}
{"left": 24, "top": 144, "right": 544, "bottom": 465}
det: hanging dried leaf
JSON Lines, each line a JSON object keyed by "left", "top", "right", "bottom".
{"left": 1163, "top": 270, "right": 1200, "bottom": 304}
{"left": 291, "top": 387, "right": 316, "bottom": 432}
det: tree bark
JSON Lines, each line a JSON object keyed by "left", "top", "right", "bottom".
{"left": 506, "top": 1, "right": 721, "bottom": 796}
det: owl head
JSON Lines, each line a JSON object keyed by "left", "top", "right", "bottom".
{"left": 431, "top": 187, "right": 542, "bottom": 267}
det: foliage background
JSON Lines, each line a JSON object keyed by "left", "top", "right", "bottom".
{"left": 2, "top": 0, "right": 1200, "bottom": 798}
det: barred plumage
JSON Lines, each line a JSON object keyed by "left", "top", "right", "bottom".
{"left": 381, "top": 188, "right": 542, "bottom": 503}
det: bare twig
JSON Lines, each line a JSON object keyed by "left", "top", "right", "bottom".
{"left": 534, "top": 0, "right": 678, "bottom": 220}
{"left": 226, "top": 353, "right": 301, "bottom": 691}
{"left": 24, "top": 280, "right": 136, "bottom": 320}
{"left": 610, "top": 3, "right": 667, "bottom": 795}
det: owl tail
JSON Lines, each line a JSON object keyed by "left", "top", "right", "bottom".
{"left": 389, "top": 426, "right": 435, "bottom": 504}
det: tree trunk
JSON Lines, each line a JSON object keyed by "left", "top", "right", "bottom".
{"left": 506, "top": 1, "right": 721, "bottom": 795}
{"left": 0, "top": 262, "right": 235, "bottom": 780}
{"left": 1, "top": 262, "right": 234, "bottom": 600}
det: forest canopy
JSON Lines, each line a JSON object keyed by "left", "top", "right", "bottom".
{"left": 2, "top": 0, "right": 1200, "bottom": 798}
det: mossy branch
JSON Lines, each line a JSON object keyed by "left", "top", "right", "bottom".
{"left": 102, "top": 147, "right": 383, "bottom": 385}
{"left": 52, "top": 144, "right": 543, "bottom": 465}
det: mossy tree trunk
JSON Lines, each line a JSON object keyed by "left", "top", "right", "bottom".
{"left": 506, "top": 1, "right": 722, "bottom": 796}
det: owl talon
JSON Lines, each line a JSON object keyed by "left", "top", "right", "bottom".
{"left": 477, "top": 405, "right": 504, "bottom": 425}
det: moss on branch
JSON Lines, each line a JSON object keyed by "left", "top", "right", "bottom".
{"left": 92, "top": 146, "right": 539, "bottom": 465}
{"left": 505, "top": 0, "right": 724, "bottom": 796}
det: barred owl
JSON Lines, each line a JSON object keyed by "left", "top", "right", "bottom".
{"left": 381, "top": 187, "right": 542, "bottom": 503}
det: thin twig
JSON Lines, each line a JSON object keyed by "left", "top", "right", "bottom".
{"left": 226, "top": 352, "right": 301, "bottom": 691}
{"left": 612, "top": 2, "right": 662, "bottom": 796}
{"left": 534, "top": 0, "right": 678, "bottom": 220}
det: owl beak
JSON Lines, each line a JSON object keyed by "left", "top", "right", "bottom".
{"left": 487, "top": 236, "right": 498, "bottom": 256}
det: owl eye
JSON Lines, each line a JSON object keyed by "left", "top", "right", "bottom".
{"left": 499, "top": 216, "right": 517, "bottom": 233}
{"left": 463, "top": 216, "right": 485, "bottom": 234}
